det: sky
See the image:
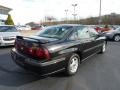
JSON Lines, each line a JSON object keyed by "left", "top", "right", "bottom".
{"left": 0, "top": 0, "right": 120, "bottom": 24}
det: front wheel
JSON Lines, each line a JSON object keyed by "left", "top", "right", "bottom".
{"left": 65, "top": 53, "right": 80, "bottom": 76}
{"left": 114, "top": 35, "right": 120, "bottom": 42}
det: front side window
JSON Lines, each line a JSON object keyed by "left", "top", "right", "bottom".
{"left": 116, "top": 27, "right": 120, "bottom": 31}
{"left": 36, "top": 26, "right": 73, "bottom": 39}
{"left": 69, "top": 26, "right": 90, "bottom": 40}
{"left": 88, "top": 28, "right": 98, "bottom": 37}
{"left": 0, "top": 26, "right": 17, "bottom": 32}
{"left": 77, "top": 27, "right": 90, "bottom": 39}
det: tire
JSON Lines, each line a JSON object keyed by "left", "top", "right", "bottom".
{"left": 65, "top": 53, "right": 80, "bottom": 76}
{"left": 99, "top": 42, "right": 106, "bottom": 53}
{"left": 114, "top": 35, "right": 120, "bottom": 42}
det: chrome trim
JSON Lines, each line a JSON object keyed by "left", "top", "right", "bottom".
{"left": 41, "top": 58, "right": 66, "bottom": 66}
{"left": 82, "top": 50, "right": 100, "bottom": 62}
{"left": 41, "top": 68, "right": 65, "bottom": 76}
{"left": 83, "top": 44, "right": 103, "bottom": 53}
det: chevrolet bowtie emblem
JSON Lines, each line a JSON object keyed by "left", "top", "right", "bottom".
{"left": 33, "top": 43, "right": 38, "bottom": 47}
{"left": 21, "top": 47, "right": 24, "bottom": 50}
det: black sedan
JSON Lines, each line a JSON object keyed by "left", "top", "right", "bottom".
{"left": 11, "top": 24, "right": 106, "bottom": 76}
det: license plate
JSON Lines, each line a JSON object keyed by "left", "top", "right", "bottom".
{"left": 5, "top": 43, "right": 14, "bottom": 45}
{"left": 25, "top": 58, "right": 33, "bottom": 63}
{"left": 18, "top": 55, "right": 25, "bottom": 60}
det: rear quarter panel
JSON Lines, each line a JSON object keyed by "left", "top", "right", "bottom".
{"left": 46, "top": 41, "right": 79, "bottom": 60}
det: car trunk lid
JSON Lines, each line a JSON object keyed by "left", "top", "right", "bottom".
{"left": 15, "top": 36, "right": 51, "bottom": 61}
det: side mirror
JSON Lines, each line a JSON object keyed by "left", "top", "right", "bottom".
{"left": 91, "top": 34, "right": 100, "bottom": 38}
{"left": 97, "top": 34, "right": 101, "bottom": 37}
{"left": 92, "top": 34, "right": 101, "bottom": 39}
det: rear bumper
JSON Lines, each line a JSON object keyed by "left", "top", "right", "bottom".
{"left": 11, "top": 48, "right": 66, "bottom": 75}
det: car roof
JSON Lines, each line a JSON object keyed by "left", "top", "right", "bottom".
{"left": 51, "top": 24, "right": 89, "bottom": 27}
{"left": 0, "top": 25, "right": 14, "bottom": 26}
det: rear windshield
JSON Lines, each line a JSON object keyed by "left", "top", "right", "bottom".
{"left": 36, "top": 26, "right": 73, "bottom": 39}
{"left": 0, "top": 26, "right": 17, "bottom": 32}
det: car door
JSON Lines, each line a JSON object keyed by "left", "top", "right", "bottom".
{"left": 88, "top": 27, "right": 104, "bottom": 53}
{"left": 69, "top": 27, "right": 96, "bottom": 60}
{"left": 77, "top": 27, "right": 96, "bottom": 60}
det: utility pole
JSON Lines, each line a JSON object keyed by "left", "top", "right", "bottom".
{"left": 72, "top": 4, "right": 77, "bottom": 20}
{"left": 65, "top": 9, "right": 68, "bottom": 23}
{"left": 99, "top": 0, "right": 102, "bottom": 25}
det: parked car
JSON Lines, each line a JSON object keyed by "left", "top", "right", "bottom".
{"left": 16, "top": 25, "right": 31, "bottom": 31}
{"left": 105, "top": 27, "right": 120, "bottom": 41}
{"left": 11, "top": 24, "right": 106, "bottom": 76}
{"left": 94, "top": 25, "right": 111, "bottom": 33}
{"left": 0, "top": 25, "right": 21, "bottom": 46}
{"left": 31, "top": 25, "right": 44, "bottom": 30}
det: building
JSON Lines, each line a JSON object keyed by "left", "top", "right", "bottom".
{"left": 0, "top": 5, "right": 12, "bottom": 25}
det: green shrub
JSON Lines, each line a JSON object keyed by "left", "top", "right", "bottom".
{"left": 5, "top": 14, "right": 14, "bottom": 25}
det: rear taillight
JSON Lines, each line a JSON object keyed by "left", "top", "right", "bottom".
{"left": 14, "top": 40, "right": 50, "bottom": 60}
{"left": 25, "top": 47, "right": 50, "bottom": 60}
{"left": 14, "top": 39, "right": 17, "bottom": 48}
{"left": 36, "top": 48, "right": 50, "bottom": 60}
{"left": 27, "top": 47, "right": 37, "bottom": 56}
{"left": 14, "top": 39, "right": 20, "bottom": 49}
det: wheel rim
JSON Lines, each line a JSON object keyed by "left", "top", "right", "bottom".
{"left": 69, "top": 56, "right": 78, "bottom": 73}
{"left": 114, "top": 35, "right": 120, "bottom": 41}
{"left": 102, "top": 43, "right": 106, "bottom": 52}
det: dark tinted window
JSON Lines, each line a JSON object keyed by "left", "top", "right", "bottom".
{"left": 0, "top": 26, "right": 17, "bottom": 32}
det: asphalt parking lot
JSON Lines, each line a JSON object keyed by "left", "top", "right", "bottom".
{"left": 0, "top": 42, "right": 120, "bottom": 90}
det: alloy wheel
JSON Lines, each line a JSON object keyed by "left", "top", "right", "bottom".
{"left": 114, "top": 35, "right": 120, "bottom": 41}
{"left": 69, "top": 56, "right": 79, "bottom": 74}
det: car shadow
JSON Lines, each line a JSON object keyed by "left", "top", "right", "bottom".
{"left": 0, "top": 51, "right": 70, "bottom": 87}
{"left": 0, "top": 46, "right": 110, "bottom": 87}
{"left": 0, "top": 52, "right": 48, "bottom": 87}
{"left": 0, "top": 46, "right": 14, "bottom": 49}
{"left": 50, "top": 71, "right": 67, "bottom": 78}
{"left": 106, "top": 39, "right": 120, "bottom": 42}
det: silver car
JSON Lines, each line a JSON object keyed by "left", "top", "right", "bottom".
{"left": 105, "top": 27, "right": 120, "bottom": 41}
{"left": 0, "top": 25, "right": 21, "bottom": 46}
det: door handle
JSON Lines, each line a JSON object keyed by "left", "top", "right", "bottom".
{"left": 85, "top": 40, "right": 90, "bottom": 42}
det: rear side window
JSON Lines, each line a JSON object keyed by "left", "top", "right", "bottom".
{"left": 0, "top": 26, "right": 17, "bottom": 32}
